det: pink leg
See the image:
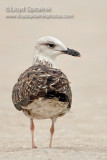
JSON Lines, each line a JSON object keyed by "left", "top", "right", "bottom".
{"left": 30, "top": 118, "right": 37, "bottom": 148}
{"left": 49, "top": 119, "right": 56, "bottom": 148}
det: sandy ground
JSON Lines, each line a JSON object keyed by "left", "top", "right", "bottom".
{"left": 0, "top": 0, "right": 107, "bottom": 159}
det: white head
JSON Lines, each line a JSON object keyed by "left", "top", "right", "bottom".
{"left": 33, "top": 36, "right": 80, "bottom": 67}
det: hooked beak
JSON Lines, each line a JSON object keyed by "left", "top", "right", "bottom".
{"left": 62, "top": 48, "right": 81, "bottom": 57}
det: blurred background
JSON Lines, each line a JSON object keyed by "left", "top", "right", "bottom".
{"left": 0, "top": 0, "right": 107, "bottom": 159}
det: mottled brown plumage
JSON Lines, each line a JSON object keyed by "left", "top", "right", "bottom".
{"left": 12, "top": 65, "right": 72, "bottom": 118}
{"left": 12, "top": 36, "right": 80, "bottom": 148}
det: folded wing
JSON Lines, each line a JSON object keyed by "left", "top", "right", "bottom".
{"left": 12, "top": 65, "right": 72, "bottom": 111}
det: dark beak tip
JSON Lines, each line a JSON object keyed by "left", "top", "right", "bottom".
{"left": 62, "top": 48, "right": 81, "bottom": 57}
{"left": 76, "top": 52, "right": 81, "bottom": 57}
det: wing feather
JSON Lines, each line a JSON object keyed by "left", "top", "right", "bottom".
{"left": 12, "top": 65, "right": 72, "bottom": 111}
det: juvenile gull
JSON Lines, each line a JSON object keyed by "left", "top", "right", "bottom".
{"left": 12, "top": 36, "right": 80, "bottom": 148}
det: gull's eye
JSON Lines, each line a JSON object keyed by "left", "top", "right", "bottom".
{"left": 48, "top": 43, "right": 55, "bottom": 48}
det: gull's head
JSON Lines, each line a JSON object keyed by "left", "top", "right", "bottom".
{"left": 34, "top": 36, "right": 80, "bottom": 67}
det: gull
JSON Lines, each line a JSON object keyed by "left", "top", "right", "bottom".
{"left": 12, "top": 36, "right": 80, "bottom": 148}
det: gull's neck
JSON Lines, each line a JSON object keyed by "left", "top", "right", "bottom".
{"left": 33, "top": 54, "right": 56, "bottom": 68}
